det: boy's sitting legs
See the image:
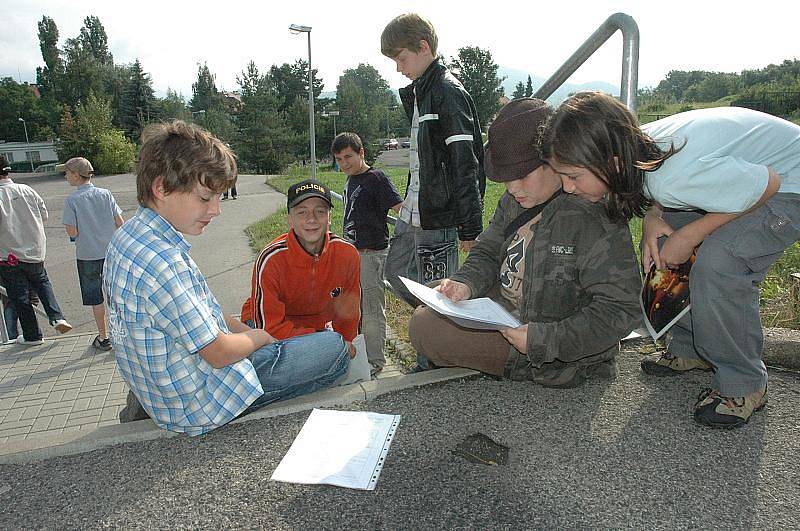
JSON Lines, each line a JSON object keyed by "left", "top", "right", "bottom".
{"left": 243, "top": 330, "right": 350, "bottom": 413}
{"left": 409, "top": 305, "right": 617, "bottom": 388}
{"left": 121, "top": 331, "right": 350, "bottom": 423}
{"left": 409, "top": 306, "right": 511, "bottom": 377}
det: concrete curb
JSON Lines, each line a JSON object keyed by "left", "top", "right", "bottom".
{"left": 0, "top": 368, "right": 479, "bottom": 464}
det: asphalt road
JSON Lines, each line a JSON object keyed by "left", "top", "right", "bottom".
{"left": 0, "top": 349, "right": 798, "bottom": 529}
{"left": 6, "top": 172, "right": 283, "bottom": 336}
{"left": 376, "top": 147, "right": 409, "bottom": 169}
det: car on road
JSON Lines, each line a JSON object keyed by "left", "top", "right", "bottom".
{"left": 384, "top": 138, "right": 399, "bottom": 150}
{"left": 400, "top": 140, "right": 410, "bottom": 148}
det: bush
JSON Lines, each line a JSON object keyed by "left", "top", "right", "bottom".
{"left": 93, "top": 130, "right": 135, "bottom": 174}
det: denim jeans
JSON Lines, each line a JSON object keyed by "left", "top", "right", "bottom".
{"left": 0, "top": 262, "right": 65, "bottom": 341}
{"left": 385, "top": 220, "right": 459, "bottom": 369}
{"left": 244, "top": 330, "right": 350, "bottom": 412}
{"left": 2, "top": 296, "right": 18, "bottom": 340}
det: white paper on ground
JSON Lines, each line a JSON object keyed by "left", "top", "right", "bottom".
{"left": 399, "top": 276, "right": 521, "bottom": 330}
{"left": 270, "top": 408, "right": 401, "bottom": 490}
{"left": 334, "top": 334, "right": 371, "bottom": 386}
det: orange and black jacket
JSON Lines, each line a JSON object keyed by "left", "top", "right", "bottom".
{"left": 241, "top": 230, "right": 361, "bottom": 341}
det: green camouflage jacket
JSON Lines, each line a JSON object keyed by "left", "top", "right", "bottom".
{"left": 450, "top": 192, "right": 641, "bottom": 378}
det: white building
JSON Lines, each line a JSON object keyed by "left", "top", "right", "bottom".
{"left": 0, "top": 140, "right": 58, "bottom": 168}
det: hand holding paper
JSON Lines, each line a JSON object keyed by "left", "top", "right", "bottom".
{"left": 399, "top": 277, "right": 521, "bottom": 331}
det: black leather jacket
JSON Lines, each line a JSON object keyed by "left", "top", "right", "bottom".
{"left": 399, "top": 59, "right": 485, "bottom": 241}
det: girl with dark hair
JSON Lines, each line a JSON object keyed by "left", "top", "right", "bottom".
{"left": 541, "top": 91, "right": 800, "bottom": 429}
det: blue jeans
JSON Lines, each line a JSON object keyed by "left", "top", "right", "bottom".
{"left": 0, "top": 262, "right": 65, "bottom": 341}
{"left": 244, "top": 330, "right": 350, "bottom": 413}
{"left": 2, "top": 295, "right": 18, "bottom": 340}
{"left": 76, "top": 259, "right": 105, "bottom": 306}
{"left": 385, "top": 220, "right": 459, "bottom": 369}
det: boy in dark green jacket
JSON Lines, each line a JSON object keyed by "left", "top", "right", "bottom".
{"left": 409, "top": 99, "right": 641, "bottom": 387}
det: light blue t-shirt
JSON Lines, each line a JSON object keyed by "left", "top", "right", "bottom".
{"left": 641, "top": 107, "right": 800, "bottom": 212}
{"left": 63, "top": 183, "right": 123, "bottom": 260}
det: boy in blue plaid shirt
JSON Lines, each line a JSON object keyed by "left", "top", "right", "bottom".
{"left": 105, "top": 121, "right": 349, "bottom": 435}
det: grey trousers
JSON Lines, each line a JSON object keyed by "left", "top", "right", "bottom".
{"left": 662, "top": 193, "right": 800, "bottom": 396}
{"left": 359, "top": 249, "right": 388, "bottom": 367}
{"left": 385, "top": 219, "right": 459, "bottom": 308}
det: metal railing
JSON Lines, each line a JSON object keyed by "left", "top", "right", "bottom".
{"left": 534, "top": 12, "right": 640, "bottom": 111}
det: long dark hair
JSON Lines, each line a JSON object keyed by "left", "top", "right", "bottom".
{"left": 540, "top": 92, "right": 681, "bottom": 222}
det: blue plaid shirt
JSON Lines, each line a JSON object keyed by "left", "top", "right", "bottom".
{"left": 104, "top": 207, "right": 263, "bottom": 435}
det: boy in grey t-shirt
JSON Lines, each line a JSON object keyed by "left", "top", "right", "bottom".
{"left": 59, "top": 157, "right": 124, "bottom": 350}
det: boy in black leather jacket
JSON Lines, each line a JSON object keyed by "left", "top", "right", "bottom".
{"left": 381, "top": 14, "right": 485, "bottom": 370}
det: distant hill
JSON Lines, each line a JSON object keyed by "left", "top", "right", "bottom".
{"left": 498, "top": 66, "right": 619, "bottom": 104}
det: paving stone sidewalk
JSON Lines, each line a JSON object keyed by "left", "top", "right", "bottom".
{"left": 0, "top": 334, "right": 404, "bottom": 445}
{"left": 0, "top": 334, "right": 126, "bottom": 444}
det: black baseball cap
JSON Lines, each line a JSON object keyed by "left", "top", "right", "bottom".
{"left": 287, "top": 179, "right": 333, "bottom": 211}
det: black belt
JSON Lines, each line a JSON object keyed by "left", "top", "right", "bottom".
{"left": 661, "top": 207, "right": 708, "bottom": 215}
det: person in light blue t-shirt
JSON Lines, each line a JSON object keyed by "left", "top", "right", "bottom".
{"left": 541, "top": 92, "right": 800, "bottom": 429}
{"left": 60, "top": 157, "right": 124, "bottom": 351}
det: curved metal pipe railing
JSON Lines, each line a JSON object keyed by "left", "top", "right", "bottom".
{"left": 534, "top": 12, "right": 640, "bottom": 111}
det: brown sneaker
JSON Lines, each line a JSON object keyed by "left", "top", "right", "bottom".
{"left": 641, "top": 351, "right": 713, "bottom": 376}
{"left": 694, "top": 387, "right": 767, "bottom": 429}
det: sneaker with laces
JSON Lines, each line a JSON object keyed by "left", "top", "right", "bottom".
{"left": 92, "top": 335, "right": 113, "bottom": 351}
{"left": 641, "top": 350, "right": 713, "bottom": 376}
{"left": 694, "top": 387, "right": 767, "bottom": 428}
{"left": 51, "top": 319, "right": 73, "bottom": 334}
{"left": 17, "top": 335, "right": 44, "bottom": 346}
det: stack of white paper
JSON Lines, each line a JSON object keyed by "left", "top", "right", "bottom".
{"left": 271, "top": 409, "right": 401, "bottom": 491}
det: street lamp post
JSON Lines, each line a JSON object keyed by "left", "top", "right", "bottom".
{"left": 322, "top": 110, "right": 339, "bottom": 137}
{"left": 289, "top": 24, "right": 316, "bottom": 178}
{"left": 18, "top": 118, "right": 34, "bottom": 172}
{"left": 385, "top": 105, "right": 397, "bottom": 139}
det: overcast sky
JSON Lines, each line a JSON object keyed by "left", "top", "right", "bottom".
{"left": 2, "top": 0, "right": 798, "bottom": 99}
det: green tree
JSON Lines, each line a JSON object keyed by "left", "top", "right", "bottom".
{"left": 512, "top": 81, "right": 526, "bottom": 99}
{"left": 158, "top": 89, "right": 190, "bottom": 121}
{"left": 525, "top": 75, "right": 534, "bottom": 97}
{"left": 654, "top": 70, "right": 710, "bottom": 102}
{"left": 684, "top": 73, "right": 737, "bottom": 102}
{"left": 235, "top": 61, "right": 293, "bottom": 173}
{"left": 59, "top": 16, "right": 116, "bottom": 110}
{"left": 269, "top": 60, "right": 324, "bottom": 113}
{"left": 189, "top": 63, "right": 234, "bottom": 141}
{"left": 190, "top": 63, "right": 221, "bottom": 112}
{"left": 0, "top": 78, "right": 53, "bottom": 142}
{"left": 78, "top": 15, "right": 114, "bottom": 66}
{"left": 449, "top": 46, "right": 505, "bottom": 127}
{"left": 119, "top": 59, "right": 157, "bottom": 140}
{"left": 335, "top": 64, "right": 395, "bottom": 164}
{"left": 35, "top": 16, "right": 62, "bottom": 98}
{"left": 56, "top": 92, "right": 134, "bottom": 174}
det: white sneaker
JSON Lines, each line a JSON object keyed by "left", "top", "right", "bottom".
{"left": 17, "top": 335, "right": 44, "bottom": 346}
{"left": 51, "top": 319, "right": 73, "bottom": 334}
